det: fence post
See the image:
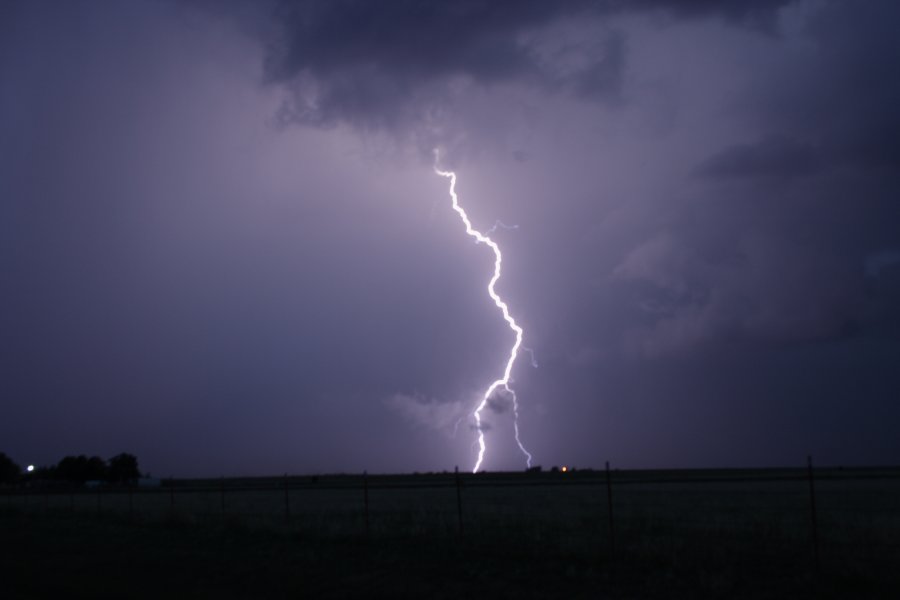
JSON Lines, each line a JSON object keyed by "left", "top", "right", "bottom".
{"left": 220, "top": 476, "right": 226, "bottom": 518}
{"left": 807, "top": 455, "right": 820, "bottom": 573}
{"left": 606, "top": 461, "right": 615, "bottom": 562}
{"left": 363, "top": 471, "right": 370, "bottom": 537}
{"left": 283, "top": 474, "right": 290, "bottom": 525}
{"left": 169, "top": 478, "right": 175, "bottom": 510}
{"left": 455, "top": 466, "right": 464, "bottom": 537}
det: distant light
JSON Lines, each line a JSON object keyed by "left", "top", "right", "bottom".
{"left": 561, "top": 466, "right": 568, "bottom": 473}
{"left": 27, "top": 465, "right": 35, "bottom": 472}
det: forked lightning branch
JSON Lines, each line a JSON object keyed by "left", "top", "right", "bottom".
{"left": 434, "top": 155, "right": 533, "bottom": 473}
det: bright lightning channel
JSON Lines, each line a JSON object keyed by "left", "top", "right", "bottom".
{"left": 434, "top": 156, "right": 533, "bottom": 473}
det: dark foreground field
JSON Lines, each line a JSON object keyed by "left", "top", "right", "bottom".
{"left": 2, "top": 468, "right": 899, "bottom": 598}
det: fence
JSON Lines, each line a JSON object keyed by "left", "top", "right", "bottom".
{"left": 3, "top": 460, "right": 899, "bottom": 580}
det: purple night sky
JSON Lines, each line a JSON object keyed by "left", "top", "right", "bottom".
{"left": 2, "top": 1, "right": 899, "bottom": 477}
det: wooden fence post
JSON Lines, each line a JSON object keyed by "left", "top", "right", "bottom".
{"left": 606, "top": 461, "right": 615, "bottom": 562}
{"left": 807, "top": 455, "right": 820, "bottom": 573}
{"left": 283, "top": 474, "right": 290, "bottom": 525}
{"left": 363, "top": 471, "right": 370, "bottom": 537}
{"left": 455, "top": 466, "right": 464, "bottom": 536}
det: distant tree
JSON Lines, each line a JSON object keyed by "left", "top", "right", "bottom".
{"left": 85, "top": 456, "right": 107, "bottom": 480}
{"left": 55, "top": 456, "right": 78, "bottom": 482}
{"left": 56, "top": 455, "right": 109, "bottom": 484}
{"left": 107, "top": 453, "right": 140, "bottom": 484}
{"left": 33, "top": 465, "right": 56, "bottom": 480}
{"left": 0, "top": 452, "right": 21, "bottom": 484}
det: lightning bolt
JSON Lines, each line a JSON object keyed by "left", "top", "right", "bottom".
{"left": 434, "top": 155, "right": 533, "bottom": 473}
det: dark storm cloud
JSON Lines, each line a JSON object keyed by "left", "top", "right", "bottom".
{"left": 233, "top": 0, "right": 794, "bottom": 141}
{"left": 4, "top": 0, "right": 900, "bottom": 477}
{"left": 694, "top": 135, "right": 822, "bottom": 181}
{"left": 813, "top": 3, "right": 900, "bottom": 172}
{"left": 730, "top": 0, "right": 900, "bottom": 172}
{"left": 261, "top": 0, "right": 622, "bottom": 138}
{"left": 648, "top": 0, "right": 793, "bottom": 30}
{"left": 614, "top": 230, "right": 867, "bottom": 353}
{"left": 605, "top": 0, "right": 900, "bottom": 361}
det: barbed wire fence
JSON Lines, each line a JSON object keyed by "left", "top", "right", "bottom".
{"left": 2, "top": 457, "right": 899, "bottom": 580}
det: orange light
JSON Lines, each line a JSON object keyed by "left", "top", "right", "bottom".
{"left": 561, "top": 466, "right": 568, "bottom": 473}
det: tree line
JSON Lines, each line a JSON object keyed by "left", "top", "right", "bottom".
{"left": 0, "top": 451, "right": 141, "bottom": 485}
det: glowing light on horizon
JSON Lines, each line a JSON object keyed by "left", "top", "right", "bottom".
{"left": 434, "top": 152, "right": 533, "bottom": 473}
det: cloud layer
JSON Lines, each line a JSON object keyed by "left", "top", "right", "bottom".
{"left": 1, "top": 0, "right": 899, "bottom": 474}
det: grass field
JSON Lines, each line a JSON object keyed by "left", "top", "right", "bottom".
{"left": 2, "top": 468, "right": 898, "bottom": 598}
